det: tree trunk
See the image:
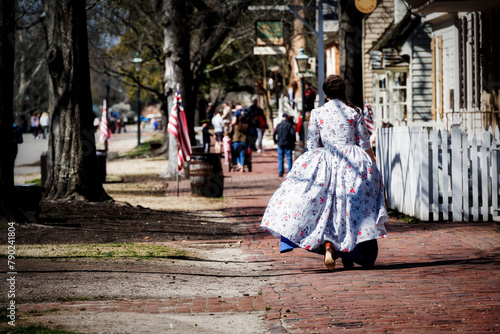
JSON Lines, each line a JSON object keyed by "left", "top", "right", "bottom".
{"left": 42, "top": 0, "right": 110, "bottom": 201}
{"left": 338, "top": 0, "right": 364, "bottom": 108}
{"left": 161, "top": 0, "right": 192, "bottom": 179}
{"left": 0, "top": 0, "right": 23, "bottom": 222}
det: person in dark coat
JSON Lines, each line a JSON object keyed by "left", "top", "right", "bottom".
{"left": 201, "top": 120, "right": 212, "bottom": 153}
{"left": 273, "top": 113, "right": 296, "bottom": 177}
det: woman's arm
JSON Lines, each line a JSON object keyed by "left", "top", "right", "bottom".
{"left": 306, "top": 110, "right": 320, "bottom": 151}
{"left": 365, "top": 147, "right": 377, "bottom": 166}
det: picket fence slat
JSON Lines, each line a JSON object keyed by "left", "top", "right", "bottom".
{"left": 431, "top": 129, "right": 439, "bottom": 221}
{"left": 420, "top": 127, "right": 429, "bottom": 221}
{"left": 482, "top": 131, "right": 491, "bottom": 220}
{"left": 471, "top": 136, "right": 479, "bottom": 220}
{"left": 442, "top": 129, "right": 449, "bottom": 221}
{"left": 451, "top": 127, "right": 462, "bottom": 221}
{"left": 492, "top": 135, "right": 499, "bottom": 217}
{"left": 378, "top": 126, "right": 500, "bottom": 222}
{"left": 462, "top": 133, "right": 469, "bottom": 221}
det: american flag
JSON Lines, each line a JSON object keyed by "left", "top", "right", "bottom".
{"left": 363, "top": 101, "right": 374, "bottom": 135}
{"left": 167, "top": 89, "right": 191, "bottom": 172}
{"left": 99, "top": 100, "right": 111, "bottom": 144}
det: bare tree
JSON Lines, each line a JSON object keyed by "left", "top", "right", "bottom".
{"left": 41, "top": 0, "right": 109, "bottom": 201}
{"left": 14, "top": 2, "right": 48, "bottom": 120}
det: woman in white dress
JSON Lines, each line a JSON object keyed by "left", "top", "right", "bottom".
{"left": 261, "top": 75, "right": 388, "bottom": 270}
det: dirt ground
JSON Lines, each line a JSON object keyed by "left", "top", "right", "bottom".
{"left": 2, "top": 154, "right": 271, "bottom": 333}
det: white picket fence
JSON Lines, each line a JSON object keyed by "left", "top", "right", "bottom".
{"left": 376, "top": 126, "right": 500, "bottom": 222}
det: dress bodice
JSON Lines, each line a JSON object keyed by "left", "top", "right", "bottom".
{"left": 307, "top": 99, "right": 371, "bottom": 152}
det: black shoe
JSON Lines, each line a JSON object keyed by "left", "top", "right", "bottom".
{"left": 279, "top": 173, "right": 283, "bottom": 177}
{"left": 342, "top": 258, "right": 354, "bottom": 269}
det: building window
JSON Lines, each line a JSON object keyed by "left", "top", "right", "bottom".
{"left": 373, "top": 68, "right": 409, "bottom": 125}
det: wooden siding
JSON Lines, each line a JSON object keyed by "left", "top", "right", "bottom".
{"left": 363, "top": 0, "right": 394, "bottom": 105}
{"left": 410, "top": 22, "right": 433, "bottom": 122}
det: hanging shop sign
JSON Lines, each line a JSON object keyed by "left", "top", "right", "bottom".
{"left": 254, "top": 21, "right": 286, "bottom": 55}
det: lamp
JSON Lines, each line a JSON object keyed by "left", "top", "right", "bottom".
{"left": 132, "top": 52, "right": 142, "bottom": 146}
{"left": 295, "top": 46, "right": 309, "bottom": 139}
{"left": 295, "top": 47, "right": 309, "bottom": 74}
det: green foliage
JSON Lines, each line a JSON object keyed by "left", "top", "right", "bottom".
{"left": 0, "top": 243, "right": 188, "bottom": 260}
{"left": 0, "top": 325, "right": 82, "bottom": 334}
{"left": 109, "top": 25, "right": 163, "bottom": 103}
{"left": 387, "top": 210, "right": 421, "bottom": 224}
{"left": 25, "top": 179, "right": 42, "bottom": 187}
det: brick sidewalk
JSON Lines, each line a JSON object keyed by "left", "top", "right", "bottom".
{"left": 223, "top": 149, "right": 500, "bottom": 333}
{"left": 18, "top": 148, "right": 500, "bottom": 332}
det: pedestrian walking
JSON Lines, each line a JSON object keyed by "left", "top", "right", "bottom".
{"left": 261, "top": 74, "right": 388, "bottom": 270}
{"left": 12, "top": 122, "right": 23, "bottom": 162}
{"left": 250, "top": 100, "right": 267, "bottom": 153}
{"left": 222, "top": 131, "right": 232, "bottom": 165}
{"left": 246, "top": 98, "right": 261, "bottom": 151}
{"left": 211, "top": 110, "right": 224, "bottom": 154}
{"left": 221, "top": 101, "right": 233, "bottom": 133}
{"left": 30, "top": 112, "right": 40, "bottom": 139}
{"left": 39, "top": 111, "right": 50, "bottom": 139}
{"left": 273, "top": 113, "right": 295, "bottom": 177}
{"left": 231, "top": 113, "right": 248, "bottom": 172}
{"left": 201, "top": 120, "right": 212, "bottom": 153}
{"left": 304, "top": 82, "right": 316, "bottom": 112}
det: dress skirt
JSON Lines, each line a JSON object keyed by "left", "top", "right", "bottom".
{"left": 261, "top": 144, "right": 388, "bottom": 253}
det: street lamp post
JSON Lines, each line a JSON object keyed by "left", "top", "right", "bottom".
{"left": 133, "top": 52, "right": 142, "bottom": 147}
{"left": 295, "top": 47, "right": 309, "bottom": 137}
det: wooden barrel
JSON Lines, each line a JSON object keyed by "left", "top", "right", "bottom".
{"left": 189, "top": 153, "right": 224, "bottom": 197}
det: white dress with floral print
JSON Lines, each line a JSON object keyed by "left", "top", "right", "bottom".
{"left": 261, "top": 99, "right": 388, "bottom": 252}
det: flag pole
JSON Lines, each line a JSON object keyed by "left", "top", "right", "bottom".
{"left": 176, "top": 83, "right": 180, "bottom": 197}
{"left": 103, "top": 100, "right": 108, "bottom": 152}
{"left": 176, "top": 162, "right": 180, "bottom": 197}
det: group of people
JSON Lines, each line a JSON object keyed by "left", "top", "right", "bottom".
{"left": 30, "top": 111, "right": 50, "bottom": 140}
{"left": 203, "top": 98, "right": 268, "bottom": 172}
{"left": 203, "top": 89, "right": 318, "bottom": 176}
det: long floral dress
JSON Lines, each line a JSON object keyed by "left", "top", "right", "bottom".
{"left": 261, "top": 99, "right": 388, "bottom": 253}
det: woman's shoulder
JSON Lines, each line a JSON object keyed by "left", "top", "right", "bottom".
{"left": 312, "top": 100, "right": 339, "bottom": 114}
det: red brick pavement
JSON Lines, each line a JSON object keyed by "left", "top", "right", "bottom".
{"left": 222, "top": 149, "right": 500, "bottom": 333}
{"left": 18, "top": 148, "right": 500, "bottom": 333}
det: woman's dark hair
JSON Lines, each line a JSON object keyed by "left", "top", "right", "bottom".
{"left": 322, "top": 74, "right": 347, "bottom": 102}
{"left": 322, "top": 74, "right": 359, "bottom": 111}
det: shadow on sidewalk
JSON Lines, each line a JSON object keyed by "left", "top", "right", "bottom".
{"left": 300, "top": 253, "right": 500, "bottom": 274}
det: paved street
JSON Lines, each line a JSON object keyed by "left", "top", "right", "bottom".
{"left": 17, "top": 146, "right": 500, "bottom": 332}
{"left": 14, "top": 127, "right": 154, "bottom": 179}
